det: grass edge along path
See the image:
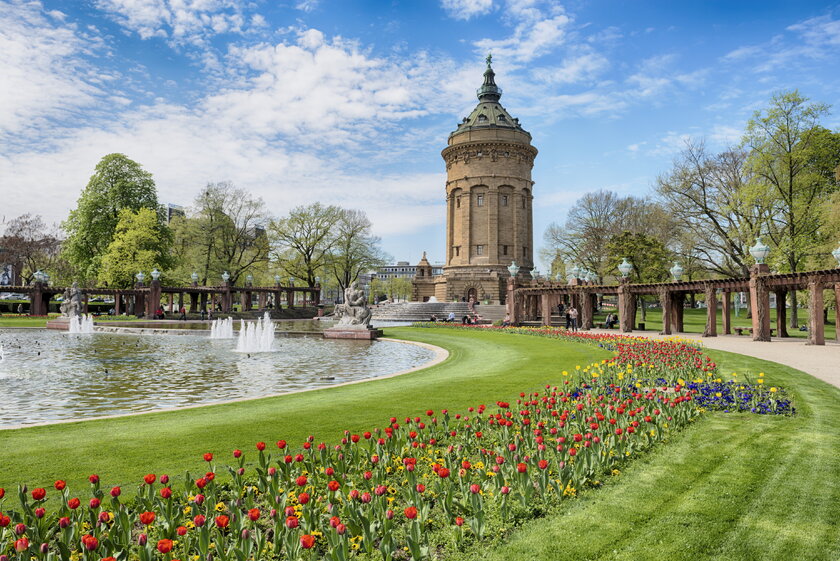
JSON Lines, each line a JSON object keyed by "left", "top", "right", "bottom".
{"left": 452, "top": 348, "right": 840, "bottom": 561}
{"left": 0, "top": 327, "right": 609, "bottom": 491}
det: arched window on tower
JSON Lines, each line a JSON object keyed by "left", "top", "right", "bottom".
{"left": 477, "top": 114, "right": 488, "bottom": 123}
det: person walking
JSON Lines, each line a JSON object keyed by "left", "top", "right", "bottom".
{"left": 568, "top": 306, "right": 579, "bottom": 332}
{"left": 179, "top": 306, "right": 187, "bottom": 321}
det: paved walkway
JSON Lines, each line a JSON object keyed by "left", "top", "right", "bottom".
{"left": 590, "top": 329, "right": 840, "bottom": 390}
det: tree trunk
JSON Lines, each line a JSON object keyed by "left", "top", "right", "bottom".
{"left": 789, "top": 291, "right": 799, "bottom": 328}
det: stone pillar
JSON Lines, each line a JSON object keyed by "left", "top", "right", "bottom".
{"left": 774, "top": 289, "right": 789, "bottom": 337}
{"left": 178, "top": 292, "right": 184, "bottom": 312}
{"left": 286, "top": 288, "right": 294, "bottom": 309}
{"left": 658, "top": 286, "right": 671, "bottom": 335}
{"left": 30, "top": 283, "right": 45, "bottom": 316}
{"left": 580, "top": 290, "right": 593, "bottom": 330}
{"left": 83, "top": 294, "right": 89, "bottom": 314}
{"left": 541, "top": 293, "right": 552, "bottom": 326}
{"left": 617, "top": 281, "right": 634, "bottom": 333}
{"left": 147, "top": 279, "right": 162, "bottom": 318}
{"left": 703, "top": 284, "right": 717, "bottom": 337}
{"left": 748, "top": 264, "right": 771, "bottom": 342}
{"left": 258, "top": 292, "right": 266, "bottom": 309}
{"left": 199, "top": 292, "right": 206, "bottom": 313}
{"left": 835, "top": 284, "right": 840, "bottom": 342}
{"left": 807, "top": 277, "right": 825, "bottom": 346}
{"left": 506, "top": 277, "right": 518, "bottom": 324}
{"left": 721, "top": 291, "right": 731, "bottom": 334}
{"left": 115, "top": 293, "right": 122, "bottom": 315}
{"left": 241, "top": 290, "right": 250, "bottom": 312}
{"left": 314, "top": 284, "right": 321, "bottom": 307}
{"left": 672, "top": 292, "right": 684, "bottom": 332}
{"left": 134, "top": 283, "right": 145, "bottom": 317}
{"left": 221, "top": 283, "right": 232, "bottom": 313}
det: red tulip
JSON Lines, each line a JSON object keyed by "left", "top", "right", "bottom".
{"left": 233, "top": 449, "right": 242, "bottom": 458}
{"left": 14, "top": 537, "right": 29, "bottom": 552}
{"left": 469, "top": 484, "right": 481, "bottom": 494}
{"left": 143, "top": 474, "right": 156, "bottom": 485}
{"left": 195, "top": 478, "right": 207, "bottom": 489}
{"left": 68, "top": 498, "right": 80, "bottom": 509}
{"left": 0, "top": 514, "right": 9, "bottom": 527}
{"left": 157, "top": 539, "right": 173, "bottom": 553}
{"left": 54, "top": 480, "right": 66, "bottom": 491}
{"left": 110, "top": 486, "right": 121, "bottom": 497}
{"left": 88, "top": 474, "right": 99, "bottom": 484}
{"left": 82, "top": 534, "right": 99, "bottom": 551}
{"left": 295, "top": 475, "right": 307, "bottom": 487}
{"left": 89, "top": 498, "right": 100, "bottom": 509}
{"left": 538, "top": 459, "right": 549, "bottom": 470}
{"left": 160, "top": 487, "right": 172, "bottom": 499}
{"left": 404, "top": 506, "right": 418, "bottom": 519}
{"left": 327, "top": 480, "right": 340, "bottom": 492}
{"left": 15, "top": 523, "right": 26, "bottom": 535}
{"left": 140, "top": 512, "right": 155, "bottom": 525}
{"left": 285, "top": 516, "right": 299, "bottom": 529}
{"left": 215, "top": 515, "right": 230, "bottom": 528}
{"left": 31, "top": 488, "right": 46, "bottom": 500}
{"left": 300, "top": 534, "right": 315, "bottom": 549}
{"left": 298, "top": 492, "right": 310, "bottom": 505}
{"left": 455, "top": 516, "right": 465, "bottom": 526}
{"left": 256, "top": 442, "right": 266, "bottom": 451}
{"left": 248, "top": 508, "right": 260, "bottom": 521}
{"left": 203, "top": 453, "right": 213, "bottom": 462}
{"left": 177, "top": 526, "right": 188, "bottom": 536}
{"left": 517, "top": 463, "right": 527, "bottom": 473}
{"left": 34, "top": 508, "right": 45, "bottom": 518}
{"left": 193, "top": 515, "right": 206, "bottom": 527}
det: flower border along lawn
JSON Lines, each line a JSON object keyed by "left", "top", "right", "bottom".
{"left": 0, "top": 327, "right": 609, "bottom": 492}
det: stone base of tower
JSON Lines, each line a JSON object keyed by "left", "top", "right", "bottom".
{"left": 413, "top": 269, "right": 510, "bottom": 305}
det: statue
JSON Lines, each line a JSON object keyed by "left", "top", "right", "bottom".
{"left": 59, "top": 282, "right": 83, "bottom": 318}
{"left": 333, "top": 281, "right": 372, "bottom": 328}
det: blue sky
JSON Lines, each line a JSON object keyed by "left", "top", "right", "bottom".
{"left": 2, "top": 0, "right": 839, "bottom": 270}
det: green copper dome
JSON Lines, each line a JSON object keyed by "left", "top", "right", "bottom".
{"left": 450, "top": 55, "right": 529, "bottom": 137}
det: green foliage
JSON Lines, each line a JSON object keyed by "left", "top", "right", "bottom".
{"left": 97, "top": 208, "right": 173, "bottom": 288}
{"left": 605, "top": 231, "right": 670, "bottom": 283}
{"left": 269, "top": 203, "right": 344, "bottom": 286}
{"left": 62, "top": 154, "right": 160, "bottom": 282}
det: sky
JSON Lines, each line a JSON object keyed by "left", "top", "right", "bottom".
{"left": 2, "top": 0, "right": 840, "bottom": 270}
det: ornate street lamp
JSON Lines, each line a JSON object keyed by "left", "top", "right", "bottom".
{"left": 670, "top": 262, "right": 684, "bottom": 282}
{"left": 191, "top": 271, "right": 199, "bottom": 283}
{"left": 151, "top": 268, "right": 161, "bottom": 281}
{"left": 135, "top": 271, "right": 146, "bottom": 284}
{"left": 315, "top": 276, "right": 320, "bottom": 285}
{"left": 246, "top": 274, "right": 254, "bottom": 285}
{"left": 33, "top": 270, "right": 44, "bottom": 283}
{"left": 221, "top": 271, "right": 230, "bottom": 283}
{"left": 507, "top": 261, "right": 520, "bottom": 277}
{"left": 833, "top": 242, "right": 840, "bottom": 267}
{"left": 749, "top": 237, "right": 770, "bottom": 265}
{"left": 274, "top": 274, "right": 281, "bottom": 284}
{"left": 618, "top": 258, "right": 633, "bottom": 279}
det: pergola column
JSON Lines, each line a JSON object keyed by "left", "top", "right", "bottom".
{"left": 221, "top": 283, "right": 232, "bottom": 313}
{"left": 703, "top": 284, "right": 717, "bottom": 337}
{"left": 807, "top": 277, "right": 825, "bottom": 345}
{"left": 115, "top": 293, "right": 122, "bottom": 315}
{"left": 670, "top": 292, "right": 683, "bottom": 332}
{"left": 721, "top": 291, "right": 731, "bottom": 334}
{"left": 580, "top": 290, "right": 593, "bottom": 330}
{"left": 286, "top": 288, "right": 294, "bottom": 309}
{"left": 541, "top": 293, "right": 552, "bottom": 326}
{"left": 199, "top": 292, "right": 207, "bottom": 313}
{"left": 774, "top": 289, "right": 789, "bottom": 337}
{"left": 617, "top": 281, "right": 634, "bottom": 333}
{"left": 658, "top": 287, "right": 672, "bottom": 335}
{"left": 749, "top": 264, "right": 771, "bottom": 341}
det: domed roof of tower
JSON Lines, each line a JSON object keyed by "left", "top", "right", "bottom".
{"left": 450, "top": 55, "right": 529, "bottom": 137}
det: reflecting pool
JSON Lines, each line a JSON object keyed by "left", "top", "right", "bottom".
{"left": 0, "top": 329, "right": 434, "bottom": 428}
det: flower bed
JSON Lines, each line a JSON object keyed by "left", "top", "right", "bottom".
{"left": 0, "top": 331, "right": 791, "bottom": 560}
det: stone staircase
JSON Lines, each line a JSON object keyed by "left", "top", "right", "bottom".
{"left": 371, "top": 302, "right": 508, "bottom": 323}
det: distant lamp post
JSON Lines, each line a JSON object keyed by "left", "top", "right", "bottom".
{"left": 221, "top": 271, "right": 230, "bottom": 283}
{"left": 618, "top": 258, "right": 633, "bottom": 279}
{"left": 191, "top": 271, "right": 199, "bottom": 283}
{"left": 246, "top": 274, "right": 254, "bottom": 285}
{"left": 34, "top": 270, "right": 45, "bottom": 283}
{"left": 507, "top": 261, "right": 520, "bottom": 277}
{"left": 288, "top": 277, "right": 294, "bottom": 286}
{"left": 135, "top": 271, "right": 146, "bottom": 284}
{"left": 274, "top": 274, "right": 281, "bottom": 285}
{"left": 315, "top": 276, "right": 320, "bottom": 286}
{"left": 670, "top": 262, "right": 684, "bottom": 282}
{"left": 832, "top": 242, "right": 840, "bottom": 267}
{"left": 151, "top": 268, "right": 161, "bottom": 281}
{"left": 749, "top": 237, "right": 770, "bottom": 265}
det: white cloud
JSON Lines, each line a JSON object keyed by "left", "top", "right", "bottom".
{"left": 94, "top": 0, "right": 254, "bottom": 45}
{"left": 440, "top": 0, "right": 494, "bottom": 21}
{"left": 536, "top": 51, "right": 609, "bottom": 84}
{"left": 475, "top": 13, "right": 569, "bottom": 62}
{"left": 0, "top": 0, "right": 110, "bottom": 147}
{"left": 787, "top": 14, "right": 840, "bottom": 46}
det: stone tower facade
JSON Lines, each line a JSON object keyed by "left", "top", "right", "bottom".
{"left": 414, "top": 57, "right": 537, "bottom": 304}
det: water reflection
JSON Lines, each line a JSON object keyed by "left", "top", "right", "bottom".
{"left": 0, "top": 329, "right": 432, "bottom": 428}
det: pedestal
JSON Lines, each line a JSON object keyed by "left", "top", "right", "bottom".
{"left": 323, "top": 327, "right": 383, "bottom": 340}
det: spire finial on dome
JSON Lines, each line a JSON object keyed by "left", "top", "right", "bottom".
{"left": 477, "top": 54, "right": 502, "bottom": 102}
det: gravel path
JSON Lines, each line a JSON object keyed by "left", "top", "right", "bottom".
{"left": 591, "top": 329, "right": 840, "bottom": 390}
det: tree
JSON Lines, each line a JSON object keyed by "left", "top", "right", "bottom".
{"left": 269, "top": 203, "right": 343, "bottom": 286}
{"left": 605, "top": 231, "right": 671, "bottom": 321}
{"left": 170, "top": 183, "right": 270, "bottom": 286}
{"left": 656, "top": 141, "right": 766, "bottom": 279}
{"left": 97, "top": 208, "right": 172, "bottom": 288}
{"left": 0, "top": 214, "right": 64, "bottom": 284}
{"left": 543, "top": 191, "right": 674, "bottom": 282}
{"left": 63, "top": 154, "right": 160, "bottom": 282}
{"left": 326, "top": 209, "right": 388, "bottom": 294}
{"left": 744, "top": 90, "right": 834, "bottom": 327}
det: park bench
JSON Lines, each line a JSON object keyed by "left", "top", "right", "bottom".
{"left": 733, "top": 326, "right": 775, "bottom": 336}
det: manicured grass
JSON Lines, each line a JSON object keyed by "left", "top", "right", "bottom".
{"left": 452, "top": 348, "right": 840, "bottom": 561}
{"left": 0, "top": 328, "right": 609, "bottom": 492}
{"left": 0, "top": 315, "right": 148, "bottom": 327}
{"left": 1, "top": 328, "right": 837, "bottom": 560}
{"left": 595, "top": 307, "right": 837, "bottom": 340}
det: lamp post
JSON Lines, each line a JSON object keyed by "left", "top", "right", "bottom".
{"left": 507, "top": 261, "right": 520, "bottom": 277}
{"left": 42, "top": 272, "right": 50, "bottom": 286}
{"left": 618, "top": 258, "right": 633, "bottom": 279}
{"left": 191, "top": 271, "right": 199, "bottom": 285}
{"left": 221, "top": 271, "right": 230, "bottom": 283}
{"left": 832, "top": 242, "right": 840, "bottom": 267}
{"left": 749, "top": 237, "right": 770, "bottom": 265}
{"left": 274, "top": 274, "right": 281, "bottom": 286}
{"left": 670, "top": 262, "right": 684, "bottom": 282}
{"left": 135, "top": 271, "right": 146, "bottom": 285}
{"left": 33, "top": 270, "right": 44, "bottom": 283}
{"left": 151, "top": 268, "right": 161, "bottom": 281}
{"left": 246, "top": 274, "right": 254, "bottom": 286}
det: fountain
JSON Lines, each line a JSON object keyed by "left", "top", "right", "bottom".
{"left": 210, "top": 317, "right": 234, "bottom": 339}
{"left": 68, "top": 314, "right": 95, "bottom": 334}
{"left": 235, "top": 312, "right": 275, "bottom": 353}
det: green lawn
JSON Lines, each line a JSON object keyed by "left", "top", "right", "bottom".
{"left": 595, "top": 306, "right": 837, "bottom": 340}
{"left": 1, "top": 327, "right": 838, "bottom": 560}
{"left": 0, "top": 315, "right": 148, "bottom": 327}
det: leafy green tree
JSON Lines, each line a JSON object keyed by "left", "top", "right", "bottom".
{"left": 62, "top": 154, "right": 160, "bottom": 282}
{"left": 269, "top": 203, "right": 343, "bottom": 286}
{"left": 744, "top": 90, "right": 835, "bottom": 327}
{"left": 97, "top": 208, "right": 173, "bottom": 288}
{"left": 326, "top": 209, "right": 388, "bottom": 294}
{"left": 606, "top": 231, "right": 671, "bottom": 320}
